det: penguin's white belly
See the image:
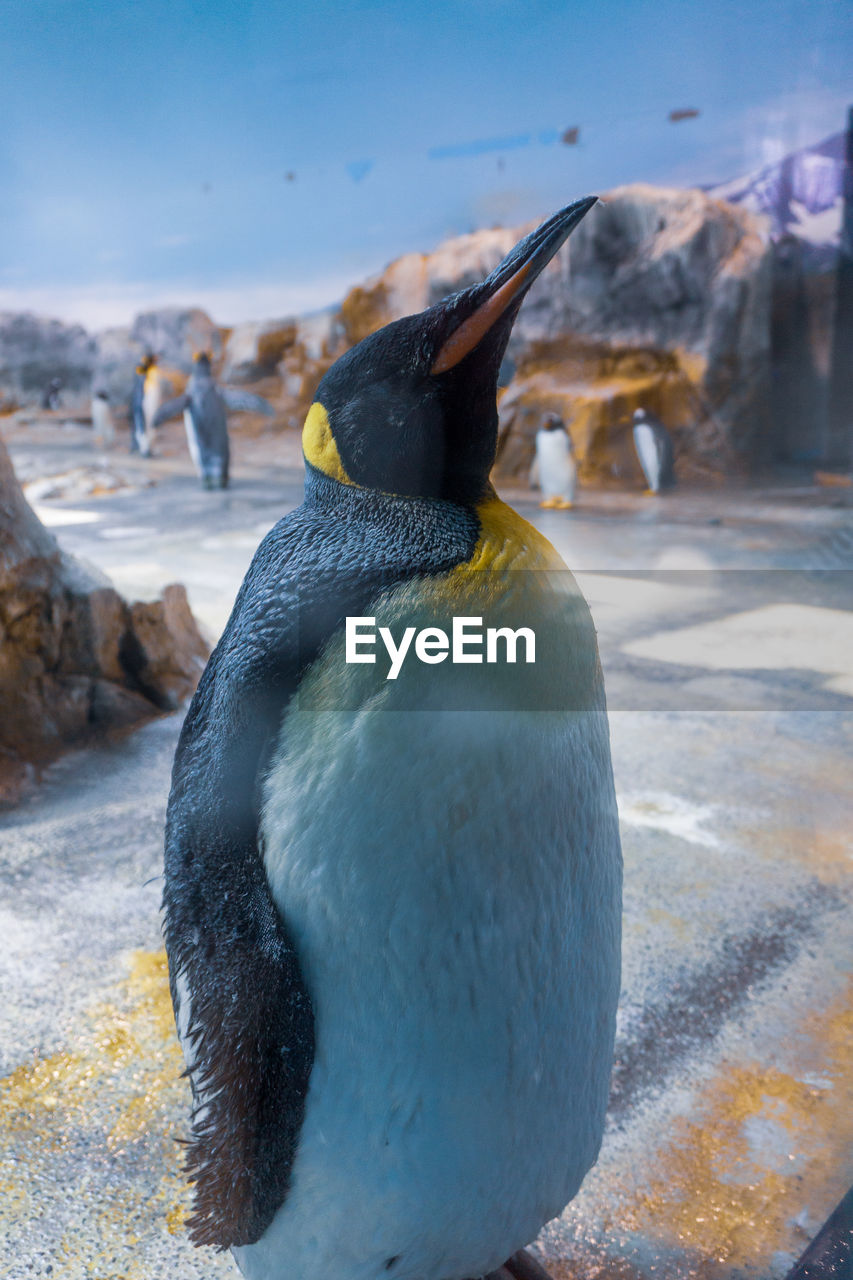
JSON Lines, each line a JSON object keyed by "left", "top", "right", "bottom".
{"left": 91, "top": 400, "right": 114, "bottom": 446}
{"left": 633, "top": 423, "right": 660, "bottom": 491}
{"left": 183, "top": 409, "right": 202, "bottom": 472}
{"left": 535, "top": 431, "right": 576, "bottom": 501}
{"left": 245, "top": 573, "right": 621, "bottom": 1280}
{"left": 143, "top": 381, "right": 162, "bottom": 430}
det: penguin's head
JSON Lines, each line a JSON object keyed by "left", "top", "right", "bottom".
{"left": 193, "top": 351, "right": 212, "bottom": 372}
{"left": 304, "top": 197, "right": 596, "bottom": 504}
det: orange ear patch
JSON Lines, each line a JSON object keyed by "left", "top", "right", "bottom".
{"left": 430, "top": 259, "right": 533, "bottom": 375}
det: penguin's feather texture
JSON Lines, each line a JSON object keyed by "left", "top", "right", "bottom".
{"left": 164, "top": 466, "right": 479, "bottom": 1248}
{"left": 239, "top": 498, "right": 621, "bottom": 1280}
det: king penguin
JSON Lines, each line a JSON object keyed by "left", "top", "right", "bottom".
{"left": 154, "top": 353, "right": 273, "bottom": 488}
{"left": 163, "top": 197, "right": 622, "bottom": 1280}
{"left": 142, "top": 353, "right": 165, "bottom": 450}
{"left": 130, "top": 355, "right": 152, "bottom": 455}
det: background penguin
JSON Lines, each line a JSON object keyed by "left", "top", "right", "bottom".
{"left": 154, "top": 353, "right": 273, "bottom": 488}
{"left": 90, "top": 388, "right": 114, "bottom": 448}
{"left": 632, "top": 407, "right": 675, "bottom": 493}
{"left": 41, "top": 376, "right": 63, "bottom": 411}
{"left": 532, "top": 412, "right": 576, "bottom": 508}
{"left": 142, "top": 353, "right": 165, "bottom": 451}
{"left": 129, "top": 355, "right": 152, "bottom": 455}
{"left": 164, "top": 197, "right": 622, "bottom": 1280}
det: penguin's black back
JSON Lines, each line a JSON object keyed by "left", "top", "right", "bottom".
{"left": 163, "top": 464, "right": 479, "bottom": 1248}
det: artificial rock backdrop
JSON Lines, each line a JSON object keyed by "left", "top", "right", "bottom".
{"left": 0, "top": 435, "right": 208, "bottom": 802}
{"left": 1, "top": 185, "right": 776, "bottom": 483}
{"left": 333, "top": 186, "right": 773, "bottom": 484}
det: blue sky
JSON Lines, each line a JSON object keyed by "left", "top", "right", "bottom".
{"left": 0, "top": 0, "right": 850, "bottom": 327}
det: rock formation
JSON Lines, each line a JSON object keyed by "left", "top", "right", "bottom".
{"left": 332, "top": 186, "right": 774, "bottom": 483}
{"left": 222, "top": 318, "right": 297, "bottom": 383}
{"left": 0, "top": 187, "right": 778, "bottom": 479}
{"left": 0, "top": 436, "right": 208, "bottom": 804}
{"left": 93, "top": 308, "right": 229, "bottom": 409}
{"left": 709, "top": 130, "right": 843, "bottom": 266}
{"left": 129, "top": 308, "right": 226, "bottom": 370}
{"left": 0, "top": 308, "right": 231, "bottom": 415}
{"left": 0, "top": 313, "right": 97, "bottom": 412}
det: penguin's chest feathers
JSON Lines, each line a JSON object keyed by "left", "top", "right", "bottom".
{"left": 142, "top": 369, "right": 161, "bottom": 414}
{"left": 633, "top": 422, "right": 660, "bottom": 486}
{"left": 253, "top": 501, "right": 621, "bottom": 1280}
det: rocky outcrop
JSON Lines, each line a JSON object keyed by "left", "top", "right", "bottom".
{"left": 0, "top": 437, "right": 208, "bottom": 804}
{"left": 337, "top": 227, "right": 518, "bottom": 346}
{"left": 129, "top": 308, "right": 226, "bottom": 370}
{"left": 334, "top": 186, "right": 774, "bottom": 482}
{"left": 90, "top": 325, "right": 145, "bottom": 406}
{"left": 222, "top": 319, "right": 297, "bottom": 383}
{"left": 93, "top": 308, "right": 228, "bottom": 408}
{"left": 0, "top": 308, "right": 230, "bottom": 416}
{"left": 0, "top": 313, "right": 97, "bottom": 411}
{"left": 0, "top": 189, "right": 774, "bottom": 478}
{"left": 709, "top": 130, "right": 843, "bottom": 263}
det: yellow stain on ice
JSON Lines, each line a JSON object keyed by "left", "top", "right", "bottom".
{"left": 626, "top": 982, "right": 853, "bottom": 1274}
{"left": 738, "top": 814, "right": 853, "bottom": 888}
{"left": 0, "top": 949, "right": 205, "bottom": 1278}
{"left": 630, "top": 905, "right": 691, "bottom": 942}
{"left": 738, "top": 742, "right": 853, "bottom": 885}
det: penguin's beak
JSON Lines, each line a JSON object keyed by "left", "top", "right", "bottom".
{"left": 431, "top": 196, "right": 597, "bottom": 375}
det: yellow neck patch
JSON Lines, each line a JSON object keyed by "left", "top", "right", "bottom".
{"left": 302, "top": 402, "right": 353, "bottom": 485}
{"left": 459, "top": 493, "right": 566, "bottom": 574}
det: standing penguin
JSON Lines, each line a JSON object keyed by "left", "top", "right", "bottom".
{"left": 91, "top": 389, "right": 115, "bottom": 448}
{"left": 142, "top": 354, "right": 165, "bottom": 448}
{"left": 164, "top": 198, "right": 622, "bottom": 1280}
{"left": 154, "top": 353, "right": 273, "bottom": 488}
{"left": 129, "top": 356, "right": 153, "bottom": 455}
{"left": 632, "top": 408, "right": 675, "bottom": 494}
{"left": 533, "top": 412, "right": 577, "bottom": 509}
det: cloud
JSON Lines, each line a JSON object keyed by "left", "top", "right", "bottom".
{"left": 0, "top": 272, "right": 362, "bottom": 330}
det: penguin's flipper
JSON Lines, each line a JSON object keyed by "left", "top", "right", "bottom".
{"left": 152, "top": 394, "right": 189, "bottom": 427}
{"left": 164, "top": 552, "right": 316, "bottom": 1249}
{"left": 221, "top": 388, "right": 276, "bottom": 416}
